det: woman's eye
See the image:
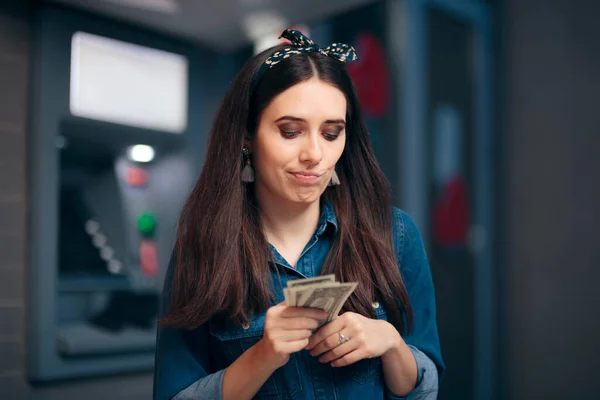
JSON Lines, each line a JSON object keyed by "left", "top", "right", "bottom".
{"left": 280, "top": 130, "right": 300, "bottom": 138}
{"left": 323, "top": 132, "right": 340, "bottom": 141}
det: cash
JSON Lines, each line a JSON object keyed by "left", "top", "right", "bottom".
{"left": 284, "top": 274, "right": 357, "bottom": 327}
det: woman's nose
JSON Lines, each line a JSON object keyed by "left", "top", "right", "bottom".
{"left": 299, "top": 133, "right": 323, "bottom": 165}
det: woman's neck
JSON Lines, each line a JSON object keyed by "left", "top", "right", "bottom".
{"left": 257, "top": 196, "right": 321, "bottom": 250}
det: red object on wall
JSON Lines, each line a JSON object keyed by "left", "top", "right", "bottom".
{"left": 433, "top": 177, "right": 470, "bottom": 247}
{"left": 346, "top": 32, "right": 390, "bottom": 118}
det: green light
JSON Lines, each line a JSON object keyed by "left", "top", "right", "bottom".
{"left": 137, "top": 212, "right": 157, "bottom": 238}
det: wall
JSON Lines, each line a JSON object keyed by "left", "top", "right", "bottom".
{"left": 0, "top": 0, "right": 32, "bottom": 396}
{"left": 503, "top": 0, "right": 600, "bottom": 398}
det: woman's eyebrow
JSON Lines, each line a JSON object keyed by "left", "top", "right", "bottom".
{"left": 274, "top": 116, "right": 345, "bottom": 125}
{"left": 274, "top": 115, "right": 305, "bottom": 123}
{"left": 323, "top": 119, "right": 346, "bottom": 125}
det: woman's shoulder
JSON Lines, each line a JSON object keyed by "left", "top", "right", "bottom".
{"left": 390, "top": 207, "right": 429, "bottom": 276}
{"left": 391, "top": 207, "right": 423, "bottom": 247}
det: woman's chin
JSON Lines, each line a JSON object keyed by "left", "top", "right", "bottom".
{"left": 288, "top": 187, "right": 324, "bottom": 204}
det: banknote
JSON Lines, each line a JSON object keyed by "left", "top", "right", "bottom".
{"left": 291, "top": 281, "right": 339, "bottom": 306}
{"left": 284, "top": 288, "right": 292, "bottom": 304}
{"left": 286, "top": 275, "right": 336, "bottom": 306}
{"left": 295, "top": 282, "right": 357, "bottom": 325}
{"left": 287, "top": 274, "right": 335, "bottom": 289}
{"left": 285, "top": 276, "right": 357, "bottom": 327}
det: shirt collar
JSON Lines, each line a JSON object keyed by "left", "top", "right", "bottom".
{"left": 316, "top": 199, "right": 338, "bottom": 237}
{"left": 268, "top": 200, "right": 338, "bottom": 270}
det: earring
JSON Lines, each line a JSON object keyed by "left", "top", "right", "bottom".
{"left": 328, "top": 170, "right": 340, "bottom": 186}
{"left": 241, "top": 147, "right": 255, "bottom": 183}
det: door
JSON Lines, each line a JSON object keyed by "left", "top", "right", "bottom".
{"left": 427, "top": 9, "right": 476, "bottom": 399}
{"left": 394, "top": 0, "right": 495, "bottom": 399}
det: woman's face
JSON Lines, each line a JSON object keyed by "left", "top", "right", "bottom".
{"left": 250, "top": 78, "right": 347, "bottom": 207}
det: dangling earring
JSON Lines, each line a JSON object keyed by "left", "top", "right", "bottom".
{"left": 328, "top": 170, "right": 340, "bottom": 186}
{"left": 241, "top": 147, "right": 255, "bottom": 183}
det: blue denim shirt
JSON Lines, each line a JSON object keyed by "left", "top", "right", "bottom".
{"left": 154, "top": 204, "right": 445, "bottom": 399}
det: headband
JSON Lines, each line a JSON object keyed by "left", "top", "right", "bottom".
{"left": 254, "top": 29, "right": 359, "bottom": 88}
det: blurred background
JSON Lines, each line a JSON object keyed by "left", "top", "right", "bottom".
{"left": 0, "top": 0, "right": 598, "bottom": 399}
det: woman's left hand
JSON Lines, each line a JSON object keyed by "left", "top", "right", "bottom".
{"left": 305, "top": 312, "right": 402, "bottom": 367}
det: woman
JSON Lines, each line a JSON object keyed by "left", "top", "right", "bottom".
{"left": 154, "top": 29, "right": 444, "bottom": 400}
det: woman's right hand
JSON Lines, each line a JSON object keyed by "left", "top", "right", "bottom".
{"left": 258, "top": 303, "right": 328, "bottom": 369}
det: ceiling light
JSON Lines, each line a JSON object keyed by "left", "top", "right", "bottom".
{"left": 242, "top": 10, "right": 289, "bottom": 54}
{"left": 241, "top": 10, "right": 288, "bottom": 41}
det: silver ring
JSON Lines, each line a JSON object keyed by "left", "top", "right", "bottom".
{"left": 337, "top": 332, "right": 350, "bottom": 345}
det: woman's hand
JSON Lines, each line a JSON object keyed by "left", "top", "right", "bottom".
{"left": 257, "top": 302, "right": 328, "bottom": 369}
{"left": 305, "top": 312, "right": 402, "bottom": 367}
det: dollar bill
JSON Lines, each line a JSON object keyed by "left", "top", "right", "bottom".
{"left": 297, "top": 282, "right": 356, "bottom": 315}
{"left": 287, "top": 280, "right": 357, "bottom": 327}
{"left": 286, "top": 275, "right": 336, "bottom": 306}
{"left": 291, "top": 282, "right": 339, "bottom": 306}
{"left": 287, "top": 274, "right": 335, "bottom": 289}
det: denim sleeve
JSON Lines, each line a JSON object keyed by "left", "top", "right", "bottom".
{"left": 153, "top": 252, "right": 225, "bottom": 400}
{"left": 172, "top": 369, "right": 225, "bottom": 400}
{"left": 392, "top": 209, "right": 446, "bottom": 383}
{"left": 385, "top": 345, "right": 439, "bottom": 400}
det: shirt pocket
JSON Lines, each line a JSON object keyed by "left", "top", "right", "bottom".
{"left": 339, "top": 302, "right": 387, "bottom": 385}
{"left": 209, "top": 313, "right": 303, "bottom": 399}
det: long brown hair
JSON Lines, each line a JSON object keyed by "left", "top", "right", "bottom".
{"left": 161, "top": 44, "right": 414, "bottom": 334}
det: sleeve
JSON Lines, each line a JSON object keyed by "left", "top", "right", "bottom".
{"left": 386, "top": 209, "right": 446, "bottom": 398}
{"left": 153, "top": 252, "right": 226, "bottom": 400}
{"left": 384, "top": 345, "right": 439, "bottom": 400}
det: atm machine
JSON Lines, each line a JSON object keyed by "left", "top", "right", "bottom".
{"left": 55, "top": 117, "right": 181, "bottom": 359}
{"left": 26, "top": 10, "right": 217, "bottom": 381}
{"left": 28, "top": 111, "right": 193, "bottom": 381}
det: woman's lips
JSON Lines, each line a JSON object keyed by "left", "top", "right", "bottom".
{"left": 290, "top": 172, "right": 322, "bottom": 184}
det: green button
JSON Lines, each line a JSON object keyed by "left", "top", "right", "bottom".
{"left": 137, "top": 212, "right": 157, "bottom": 238}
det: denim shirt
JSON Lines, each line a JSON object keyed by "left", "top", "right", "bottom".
{"left": 154, "top": 204, "right": 445, "bottom": 400}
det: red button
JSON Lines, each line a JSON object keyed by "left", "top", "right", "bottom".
{"left": 140, "top": 239, "right": 158, "bottom": 277}
{"left": 126, "top": 167, "right": 148, "bottom": 187}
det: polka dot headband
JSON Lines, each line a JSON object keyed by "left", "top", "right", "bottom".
{"left": 253, "top": 28, "right": 359, "bottom": 89}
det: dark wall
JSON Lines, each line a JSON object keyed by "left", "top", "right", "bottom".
{"left": 0, "top": 0, "right": 32, "bottom": 396}
{"left": 503, "top": 0, "right": 600, "bottom": 398}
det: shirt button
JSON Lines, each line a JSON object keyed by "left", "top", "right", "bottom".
{"left": 242, "top": 322, "right": 251, "bottom": 330}
{"left": 371, "top": 302, "right": 380, "bottom": 309}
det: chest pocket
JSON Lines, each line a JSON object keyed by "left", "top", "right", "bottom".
{"left": 337, "top": 302, "right": 387, "bottom": 385}
{"left": 209, "top": 312, "right": 302, "bottom": 399}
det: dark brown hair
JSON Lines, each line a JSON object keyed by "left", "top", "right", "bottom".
{"left": 161, "top": 44, "right": 413, "bottom": 333}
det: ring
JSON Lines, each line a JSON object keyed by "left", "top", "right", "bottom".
{"left": 337, "top": 332, "right": 350, "bottom": 345}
